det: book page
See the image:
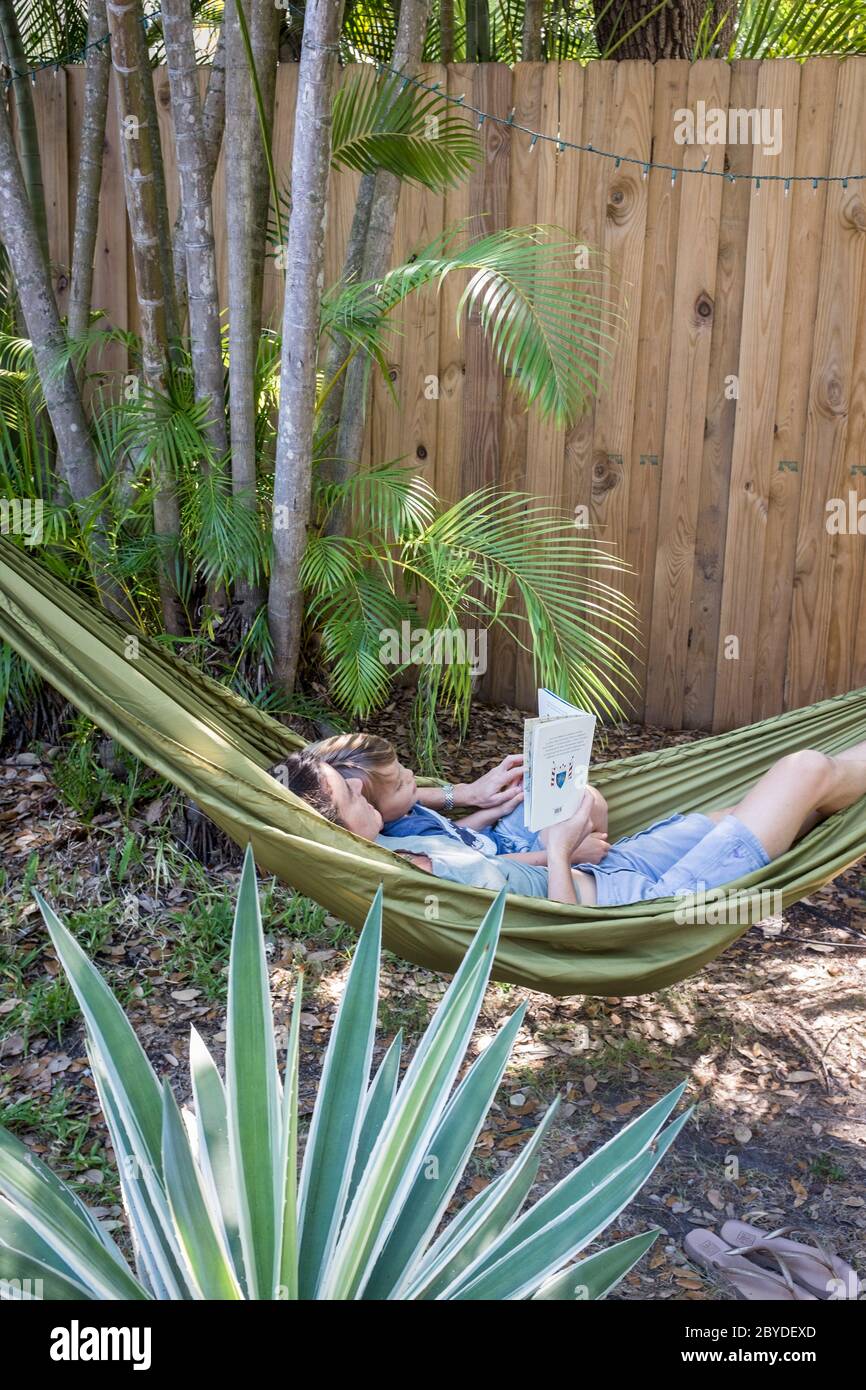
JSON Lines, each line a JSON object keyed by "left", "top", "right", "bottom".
{"left": 525, "top": 711, "right": 595, "bottom": 831}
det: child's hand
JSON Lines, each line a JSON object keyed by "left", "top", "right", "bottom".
{"left": 572, "top": 832, "right": 609, "bottom": 865}
{"left": 540, "top": 790, "right": 594, "bottom": 856}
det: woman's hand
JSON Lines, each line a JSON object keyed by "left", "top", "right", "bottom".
{"left": 457, "top": 754, "right": 524, "bottom": 810}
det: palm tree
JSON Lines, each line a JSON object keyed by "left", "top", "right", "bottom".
{"left": 163, "top": 0, "right": 227, "bottom": 468}
{"left": 67, "top": 0, "right": 111, "bottom": 356}
{"left": 0, "top": 0, "right": 49, "bottom": 260}
{"left": 105, "top": 0, "right": 186, "bottom": 635}
{"left": 225, "top": 0, "right": 280, "bottom": 625}
{"left": 270, "top": 0, "right": 347, "bottom": 692}
{"left": 0, "top": 90, "right": 126, "bottom": 617}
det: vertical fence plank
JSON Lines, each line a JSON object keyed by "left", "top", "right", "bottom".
{"left": 645, "top": 61, "right": 731, "bottom": 728}
{"left": 565, "top": 62, "right": 617, "bottom": 524}
{"left": 752, "top": 58, "right": 839, "bottom": 721}
{"left": 823, "top": 106, "right": 866, "bottom": 700}
{"left": 434, "top": 62, "right": 474, "bottom": 507}
{"left": 683, "top": 60, "right": 759, "bottom": 730}
{"left": 484, "top": 60, "right": 545, "bottom": 705}
{"left": 458, "top": 63, "right": 513, "bottom": 500}
{"left": 32, "top": 71, "right": 70, "bottom": 317}
{"left": 517, "top": 61, "right": 584, "bottom": 709}
{"left": 582, "top": 60, "right": 653, "bottom": 700}
{"left": 373, "top": 65, "right": 446, "bottom": 485}
{"left": 91, "top": 70, "right": 129, "bottom": 381}
{"left": 711, "top": 60, "right": 800, "bottom": 732}
{"left": 851, "top": 251, "right": 866, "bottom": 690}
{"left": 152, "top": 67, "right": 178, "bottom": 226}
{"left": 787, "top": 58, "right": 866, "bottom": 709}
{"left": 624, "top": 59, "right": 689, "bottom": 716}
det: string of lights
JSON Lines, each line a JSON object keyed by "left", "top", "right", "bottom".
{"left": 374, "top": 63, "right": 865, "bottom": 193}
{"left": 1, "top": 9, "right": 161, "bottom": 90}
{"left": 3, "top": 4, "right": 863, "bottom": 191}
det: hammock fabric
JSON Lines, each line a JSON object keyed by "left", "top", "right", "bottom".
{"left": 2, "top": 535, "right": 866, "bottom": 998}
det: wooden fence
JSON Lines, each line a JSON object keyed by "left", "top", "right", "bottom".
{"left": 20, "top": 57, "right": 866, "bottom": 730}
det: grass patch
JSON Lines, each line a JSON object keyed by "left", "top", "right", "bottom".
{"left": 809, "top": 1152, "right": 846, "bottom": 1183}
{"left": 0, "top": 1085, "right": 119, "bottom": 1201}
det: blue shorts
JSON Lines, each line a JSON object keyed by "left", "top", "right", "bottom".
{"left": 489, "top": 801, "right": 546, "bottom": 856}
{"left": 492, "top": 810, "right": 770, "bottom": 906}
{"left": 575, "top": 811, "right": 771, "bottom": 907}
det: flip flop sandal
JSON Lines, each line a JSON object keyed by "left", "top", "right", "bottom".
{"left": 721, "top": 1219, "right": 860, "bottom": 1301}
{"left": 683, "top": 1228, "right": 818, "bottom": 1301}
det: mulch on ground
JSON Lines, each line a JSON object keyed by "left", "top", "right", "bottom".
{"left": 1, "top": 691, "right": 864, "bottom": 1300}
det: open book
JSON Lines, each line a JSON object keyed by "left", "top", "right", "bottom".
{"left": 523, "top": 690, "right": 596, "bottom": 832}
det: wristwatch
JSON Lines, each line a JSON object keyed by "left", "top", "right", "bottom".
{"left": 442, "top": 783, "right": 455, "bottom": 812}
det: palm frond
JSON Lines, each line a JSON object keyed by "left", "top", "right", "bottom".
{"left": 314, "top": 459, "right": 438, "bottom": 539}
{"left": 182, "top": 459, "right": 268, "bottom": 590}
{"left": 331, "top": 67, "right": 481, "bottom": 190}
{"left": 405, "top": 487, "right": 640, "bottom": 723}
{"left": 314, "top": 568, "right": 417, "bottom": 714}
{"left": 327, "top": 224, "right": 621, "bottom": 429}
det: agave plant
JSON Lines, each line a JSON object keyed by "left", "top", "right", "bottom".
{"left": 0, "top": 847, "right": 689, "bottom": 1300}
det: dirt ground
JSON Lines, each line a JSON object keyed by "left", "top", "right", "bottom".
{"left": 1, "top": 692, "right": 864, "bottom": 1300}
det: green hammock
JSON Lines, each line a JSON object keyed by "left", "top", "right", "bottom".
{"left": 2, "top": 535, "right": 865, "bottom": 997}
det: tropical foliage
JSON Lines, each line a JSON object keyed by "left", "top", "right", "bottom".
{"left": 340, "top": 0, "right": 866, "bottom": 63}
{"left": 0, "top": 848, "right": 690, "bottom": 1299}
{"left": 0, "top": 1, "right": 638, "bottom": 764}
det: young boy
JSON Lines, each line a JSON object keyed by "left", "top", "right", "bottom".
{"left": 300, "top": 731, "right": 610, "bottom": 865}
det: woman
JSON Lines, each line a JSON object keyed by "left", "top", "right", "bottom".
{"left": 280, "top": 742, "right": 866, "bottom": 906}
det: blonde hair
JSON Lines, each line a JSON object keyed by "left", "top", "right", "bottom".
{"left": 306, "top": 731, "right": 397, "bottom": 800}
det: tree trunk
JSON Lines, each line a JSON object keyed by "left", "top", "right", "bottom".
{"left": 134, "top": 10, "right": 180, "bottom": 350}
{"left": 594, "top": 0, "right": 736, "bottom": 59}
{"left": 162, "top": 0, "right": 227, "bottom": 464}
{"left": 172, "top": 20, "right": 226, "bottom": 326}
{"left": 327, "top": 0, "right": 431, "bottom": 491}
{"left": 0, "top": 0, "right": 49, "bottom": 262}
{"left": 466, "top": 0, "right": 491, "bottom": 62}
{"left": 522, "top": 0, "right": 545, "bottom": 60}
{"left": 440, "top": 0, "right": 454, "bottom": 61}
{"left": 0, "top": 91, "right": 126, "bottom": 617}
{"left": 268, "top": 0, "right": 346, "bottom": 693}
{"left": 225, "top": 0, "right": 279, "bottom": 624}
{"left": 107, "top": 0, "right": 186, "bottom": 636}
{"left": 68, "top": 0, "right": 111, "bottom": 360}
